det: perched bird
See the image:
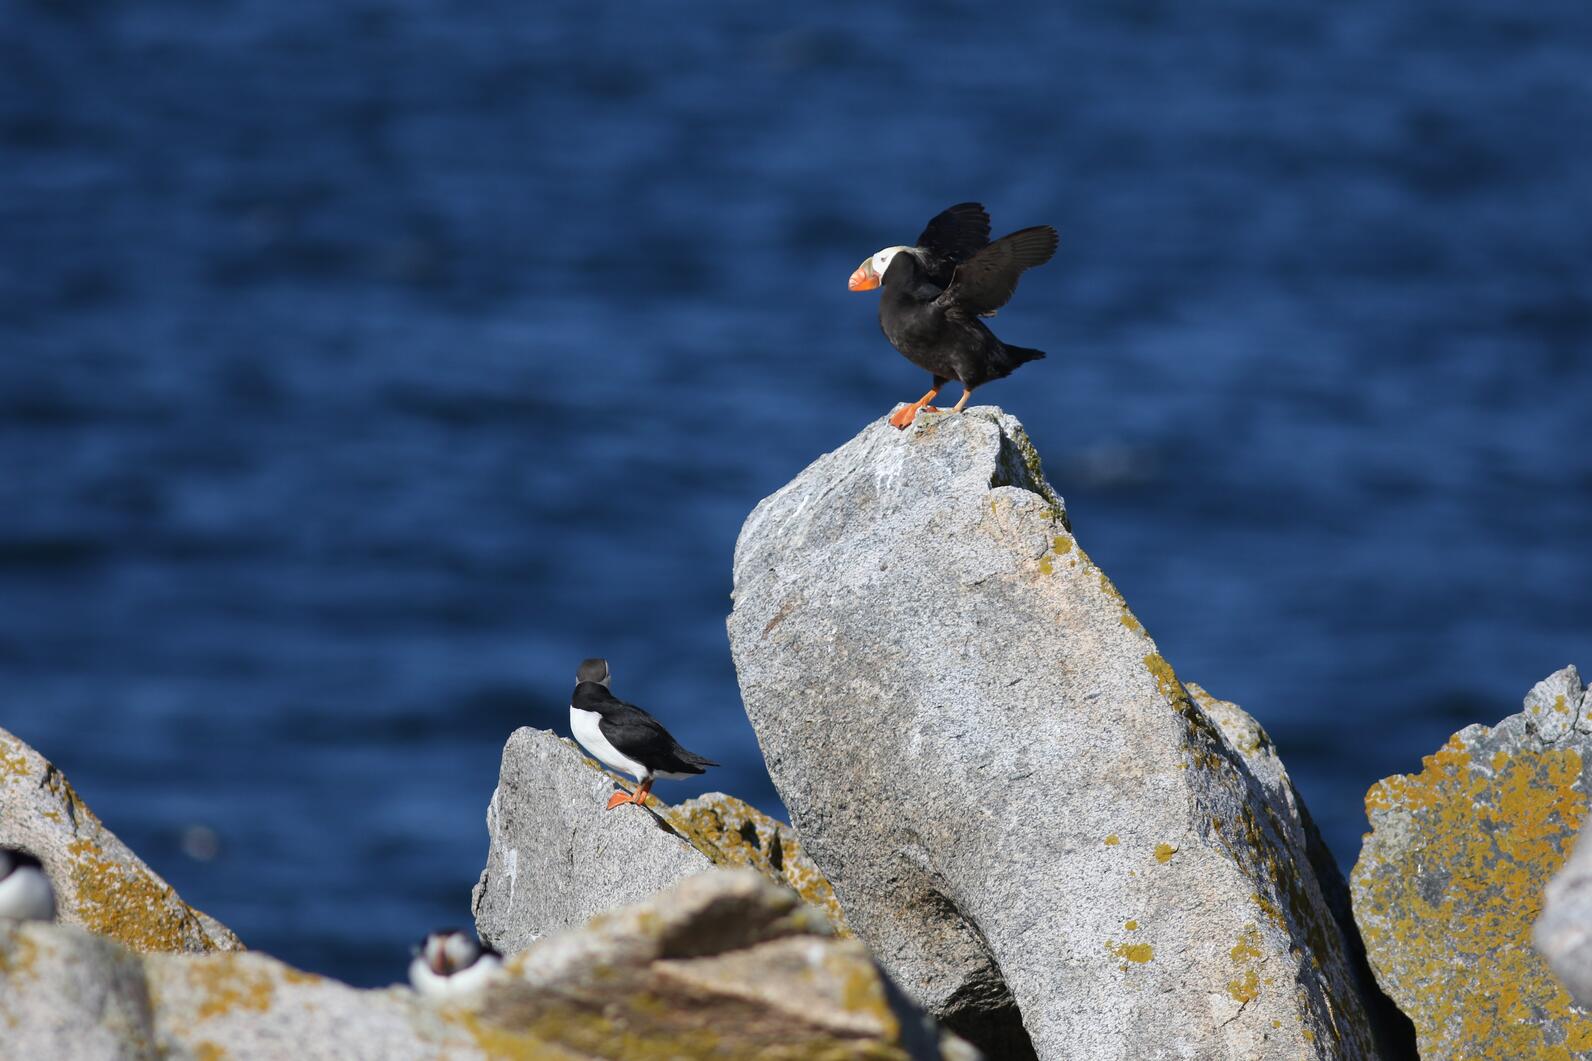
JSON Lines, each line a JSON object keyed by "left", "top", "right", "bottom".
{"left": 849, "top": 203, "right": 1058, "bottom": 429}
{"left": 569, "top": 658, "right": 717, "bottom": 810}
{"left": 0, "top": 846, "right": 56, "bottom": 922}
{"left": 409, "top": 929, "right": 503, "bottom": 999}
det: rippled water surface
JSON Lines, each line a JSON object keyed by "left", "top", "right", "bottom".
{"left": 4, "top": 1, "right": 1590, "bottom": 984}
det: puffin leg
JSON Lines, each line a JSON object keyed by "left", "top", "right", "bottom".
{"left": 951, "top": 386, "right": 975, "bottom": 413}
{"left": 633, "top": 778, "right": 655, "bottom": 806}
{"left": 888, "top": 378, "right": 948, "bottom": 429}
{"left": 605, "top": 789, "right": 633, "bottom": 810}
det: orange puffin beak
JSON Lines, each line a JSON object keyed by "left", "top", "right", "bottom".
{"left": 848, "top": 259, "right": 880, "bottom": 292}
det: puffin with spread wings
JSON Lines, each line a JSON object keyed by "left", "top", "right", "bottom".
{"left": 848, "top": 203, "right": 1058, "bottom": 428}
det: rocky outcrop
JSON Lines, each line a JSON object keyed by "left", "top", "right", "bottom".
{"left": 472, "top": 727, "right": 846, "bottom": 953}
{"left": 472, "top": 727, "right": 713, "bottom": 954}
{"left": 0, "top": 724, "right": 240, "bottom": 954}
{"left": 2, "top": 869, "right": 966, "bottom": 1060}
{"left": 1354, "top": 665, "right": 1592, "bottom": 1058}
{"left": 727, "top": 408, "right": 1392, "bottom": 1060}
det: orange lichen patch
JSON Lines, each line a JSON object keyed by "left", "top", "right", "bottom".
{"left": 1228, "top": 967, "right": 1260, "bottom": 1005}
{"left": 0, "top": 738, "right": 31, "bottom": 779}
{"left": 1226, "top": 924, "right": 1264, "bottom": 1004}
{"left": 1153, "top": 843, "right": 1177, "bottom": 864}
{"left": 1354, "top": 732, "right": 1592, "bottom": 1059}
{"left": 65, "top": 838, "right": 210, "bottom": 953}
{"left": 1123, "top": 920, "right": 1138, "bottom": 932}
{"left": 1143, "top": 653, "right": 1182, "bottom": 703}
{"left": 1052, "top": 535, "right": 1074, "bottom": 555}
{"left": 187, "top": 959, "right": 277, "bottom": 1020}
{"left": 1229, "top": 924, "right": 1263, "bottom": 963}
{"left": 195, "top": 1042, "right": 227, "bottom": 1061}
{"left": 1104, "top": 834, "right": 1119, "bottom": 847}
{"left": 1105, "top": 940, "right": 1153, "bottom": 966}
{"left": 0, "top": 929, "right": 41, "bottom": 982}
{"left": 663, "top": 796, "right": 850, "bottom": 937}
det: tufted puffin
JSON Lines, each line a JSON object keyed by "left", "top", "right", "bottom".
{"left": 849, "top": 204, "right": 1057, "bottom": 429}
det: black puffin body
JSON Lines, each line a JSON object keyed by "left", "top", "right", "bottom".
{"left": 568, "top": 658, "right": 717, "bottom": 810}
{"left": 849, "top": 203, "right": 1058, "bottom": 428}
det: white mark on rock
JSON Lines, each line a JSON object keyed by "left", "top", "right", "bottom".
{"left": 506, "top": 848, "right": 519, "bottom": 915}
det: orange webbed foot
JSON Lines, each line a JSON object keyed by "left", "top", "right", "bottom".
{"left": 888, "top": 405, "right": 921, "bottom": 430}
{"left": 605, "top": 791, "right": 633, "bottom": 810}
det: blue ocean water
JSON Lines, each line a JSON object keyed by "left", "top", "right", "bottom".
{"left": 3, "top": 2, "right": 1589, "bottom": 986}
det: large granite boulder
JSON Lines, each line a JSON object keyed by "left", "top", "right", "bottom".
{"left": 727, "top": 407, "right": 1393, "bottom": 1060}
{"left": 2, "top": 869, "right": 966, "bottom": 1060}
{"left": 472, "top": 727, "right": 846, "bottom": 953}
{"left": 1354, "top": 665, "right": 1592, "bottom": 1058}
{"left": 0, "top": 724, "right": 240, "bottom": 953}
{"left": 1538, "top": 821, "right": 1592, "bottom": 1008}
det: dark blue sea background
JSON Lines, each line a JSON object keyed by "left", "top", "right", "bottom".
{"left": 4, "top": 2, "right": 1590, "bottom": 986}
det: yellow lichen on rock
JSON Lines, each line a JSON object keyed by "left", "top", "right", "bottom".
{"left": 1105, "top": 939, "right": 1154, "bottom": 967}
{"left": 664, "top": 794, "right": 851, "bottom": 936}
{"left": 1352, "top": 703, "right": 1592, "bottom": 1059}
{"left": 187, "top": 958, "right": 279, "bottom": 1020}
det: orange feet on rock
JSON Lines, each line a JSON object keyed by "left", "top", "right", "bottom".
{"left": 888, "top": 404, "right": 921, "bottom": 429}
{"left": 605, "top": 790, "right": 633, "bottom": 810}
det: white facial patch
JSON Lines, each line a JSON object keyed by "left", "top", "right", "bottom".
{"left": 871, "top": 245, "right": 911, "bottom": 277}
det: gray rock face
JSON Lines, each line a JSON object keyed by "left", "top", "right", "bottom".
{"left": 728, "top": 408, "right": 1387, "bottom": 1059}
{"left": 1538, "top": 821, "right": 1592, "bottom": 1008}
{"left": 471, "top": 727, "right": 715, "bottom": 953}
{"left": 2, "top": 870, "right": 970, "bottom": 1060}
{"left": 1354, "top": 664, "right": 1592, "bottom": 1059}
{"left": 0, "top": 724, "right": 241, "bottom": 954}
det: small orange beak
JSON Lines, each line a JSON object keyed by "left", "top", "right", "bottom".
{"left": 848, "top": 260, "right": 880, "bottom": 292}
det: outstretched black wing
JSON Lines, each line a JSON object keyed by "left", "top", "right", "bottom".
{"left": 938, "top": 225, "right": 1058, "bottom": 318}
{"left": 915, "top": 202, "right": 991, "bottom": 264}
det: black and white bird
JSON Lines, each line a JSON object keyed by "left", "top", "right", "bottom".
{"left": 569, "top": 658, "right": 718, "bottom": 810}
{"left": 408, "top": 929, "right": 503, "bottom": 999}
{"left": 0, "top": 846, "right": 56, "bottom": 922}
{"left": 848, "top": 202, "right": 1057, "bottom": 429}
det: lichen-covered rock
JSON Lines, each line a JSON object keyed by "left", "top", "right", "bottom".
{"left": 471, "top": 727, "right": 849, "bottom": 955}
{"left": 666, "top": 791, "right": 852, "bottom": 936}
{"left": 478, "top": 870, "right": 969, "bottom": 1060}
{"left": 727, "top": 408, "right": 1389, "bottom": 1060}
{"left": 2, "top": 870, "right": 971, "bottom": 1060}
{"left": 1354, "top": 665, "right": 1592, "bottom": 1059}
{"left": 1538, "top": 821, "right": 1592, "bottom": 1008}
{"left": 0, "top": 724, "right": 241, "bottom": 954}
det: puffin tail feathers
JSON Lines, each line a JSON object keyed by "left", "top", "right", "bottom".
{"left": 1005, "top": 344, "right": 1046, "bottom": 366}
{"left": 676, "top": 750, "right": 719, "bottom": 772}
